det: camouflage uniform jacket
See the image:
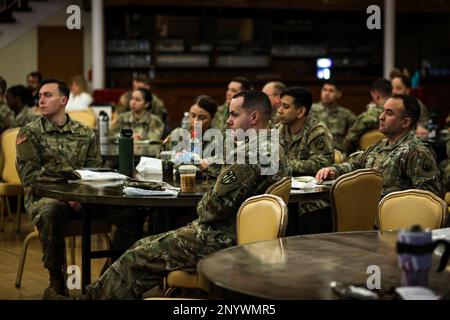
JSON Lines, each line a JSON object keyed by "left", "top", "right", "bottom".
{"left": 211, "top": 103, "right": 228, "bottom": 133}
{"left": 343, "top": 104, "right": 384, "bottom": 154}
{"left": 110, "top": 110, "right": 164, "bottom": 142}
{"left": 16, "top": 115, "right": 102, "bottom": 213}
{"left": 443, "top": 139, "right": 450, "bottom": 193}
{"left": 163, "top": 126, "right": 223, "bottom": 176}
{"left": 310, "top": 102, "right": 356, "bottom": 152}
{"left": 158, "top": 132, "right": 290, "bottom": 270}
{"left": 116, "top": 91, "right": 167, "bottom": 122}
{"left": 0, "top": 101, "right": 13, "bottom": 135}
{"left": 12, "top": 106, "right": 40, "bottom": 128}
{"left": 331, "top": 130, "right": 441, "bottom": 196}
{"left": 278, "top": 115, "right": 334, "bottom": 176}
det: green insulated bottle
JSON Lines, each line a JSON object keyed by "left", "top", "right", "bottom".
{"left": 119, "top": 129, "right": 134, "bottom": 177}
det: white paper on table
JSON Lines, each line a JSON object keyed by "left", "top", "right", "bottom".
{"left": 395, "top": 287, "right": 440, "bottom": 300}
{"left": 123, "top": 187, "right": 178, "bottom": 196}
{"left": 74, "top": 170, "right": 127, "bottom": 181}
{"left": 135, "top": 157, "right": 162, "bottom": 175}
{"left": 291, "top": 176, "right": 319, "bottom": 189}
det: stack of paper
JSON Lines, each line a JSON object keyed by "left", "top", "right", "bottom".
{"left": 123, "top": 187, "right": 178, "bottom": 196}
{"left": 74, "top": 170, "right": 128, "bottom": 181}
{"left": 291, "top": 176, "right": 319, "bottom": 189}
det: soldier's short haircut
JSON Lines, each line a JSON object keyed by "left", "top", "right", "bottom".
{"left": 6, "top": 85, "right": 32, "bottom": 104}
{"left": 393, "top": 74, "right": 411, "bottom": 89}
{"left": 27, "top": 71, "right": 43, "bottom": 82}
{"left": 392, "top": 94, "right": 420, "bottom": 128}
{"left": 194, "top": 95, "right": 217, "bottom": 118}
{"left": 133, "top": 73, "right": 150, "bottom": 85}
{"left": 0, "top": 76, "right": 6, "bottom": 96}
{"left": 232, "top": 90, "right": 272, "bottom": 122}
{"left": 266, "top": 81, "right": 287, "bottom": 95}
{"left": 39, "top": 78, "right": 70, "bottom": 98}
{"left": 231, "top": 77, "right": 253, "bottom": 91}
{"left": 370, "top": 78, "right": 392, "bottom": 98}
{"left": 322, "top": 80, "right": 341, "bottom": 91}
{"left": 280, "top": 87, "right": 313, "bottom": 115}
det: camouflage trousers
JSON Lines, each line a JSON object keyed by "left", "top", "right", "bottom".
{"left": 85, "top": 220, "right": 235, "bottom": 299}
{"left": 29, "top": 198, "right": 146, "bottom": 271}
{"left": 297, "top": 199, "right": 332, "bottom": 234}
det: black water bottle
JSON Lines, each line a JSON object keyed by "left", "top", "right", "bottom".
{"left": 119, "top": 129, "right": 134, "bottom": 177}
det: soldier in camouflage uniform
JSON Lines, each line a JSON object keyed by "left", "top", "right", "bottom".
{"left": 16, "top": 79, "right": 102, "bottom": 297}
{"left": 310, "top": 81, "right": 356, "bottom": 152}
{"left": 211, "top": 77, "right": 252, "bottom": 133}
{"left": 163, "top": 95, "right": 222, "bottom": 176}
{"left": 317, "top": 94, "right": 441, "bottom": 200}
{"left": 5, "top": 85, "right": 40, "bottom": 128}
{"left": 76, "top": 90, "right": 289, "bottom": 299}
{"left": 262, "top": 81, "right": 286, "bottom": 127}
{"left": 278, "top": 87, "right": 334, "bottom": 233}
{"left": 116, "top": 74, "right": 168, "bottom": 124}
{"left": 0, "top": 76, "right": 13, "bottom": 135}
{"left": 342, "top": 78, "right": 392, "bottom": 155}
{"left": 110, "top": 88, "right": 164, "bottom": 142}
{"left": 391, "top": 73, "right": 429, "bottom": 128}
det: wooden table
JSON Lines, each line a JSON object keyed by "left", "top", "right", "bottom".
{"left": 32, "top": 180, "right": 329, "bottom": 292}
{"left": 198, "top": 231, "right": 450, "bottom": 299}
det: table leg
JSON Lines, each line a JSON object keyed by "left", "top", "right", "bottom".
{"left": 81, "top": 206, "right": 92, "bottom": 293}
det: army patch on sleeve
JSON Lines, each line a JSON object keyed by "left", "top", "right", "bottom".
{"left": 16, "top": 133, "right": 27, "bottom": 146}
{"left": 220, "top": 170, "right": 237, "bottom": 185}
{"left": 422, "top": 158, "right": 433, "bottom": 172}
{"left": 314, "top": 138, "right": 325, "bottom": 151}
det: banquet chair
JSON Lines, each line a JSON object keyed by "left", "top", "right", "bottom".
{"left": 330, "top": 168, "right": 383, "bottom": 232}
{"left": 165, "top": 194, "right": 288, "bottom": 297}
{"left": 378, "top": 189, "right": 447, "bottom": 231}
{"left": 359, "top": 129, "right": 386, "bottom": 150}
{"left": 15, "top": 220, "right": 112, "bottom": 288}
{"left": 0, "top": 128, "right": 23, "bottom": 233}
{"left": 265, "top": 177, "right": 292, "bottom": 204}
{"left": 68, "top": 110, "right": 97, "bottom": 128}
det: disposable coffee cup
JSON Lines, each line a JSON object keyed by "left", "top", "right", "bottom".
{"left": 179, "top": 165, "right": 197, "bottom": 192}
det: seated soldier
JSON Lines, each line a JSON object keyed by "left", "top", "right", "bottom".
{"left": 110, "top": 88, "right": 164, "bottom": 142}
{"left": 342, "top": 78, "right": 392, "bottom": 155}
{"left": 277, "top": 86, "right": 334, "bottom": 234}
{"left": 16, "top": 79, "right": 103, "bottom": 297}
{"left": 211, "top": 77, "right": 252, "bottom": 133}
{"left": 5, "top": 84, "right": 39, "bottom": 127}
{"left": 310, "top": 80, "right": 356, "bottom": 152}
{"left": 162, "top": 95, "right": 221, "bottom": 176}
{"left": 316, "top": 94, "right": 441, "bottom": 197}
{"left": 262, "top": 80, "right": 286, "bottom": 127}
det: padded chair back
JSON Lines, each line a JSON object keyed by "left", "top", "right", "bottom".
{"left": 334, "top": 149, "right": 344, "bottom": 164}
{"left": 378, "top": 189, "right": 446, "bottom": 231}
{"left": 331, "top": 168, "right": 383, "bottom": 232}
{"left": 68, "top": 110, "right": 96, "bottom": 128}
{"left": 265, "top": 177, "right": 292, "bottom": 204}
{"left": 359, "top": 129, "right": 386, "bottom": 150}
{"left": 236, "top": 194, "right": 288, "bottom": 245}
{"left": 1, "top": 128, "right": 21, "bottom": 184}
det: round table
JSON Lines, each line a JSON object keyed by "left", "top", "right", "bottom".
{"left": 198, "top": 231, "right": 450, "bottom": 299}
